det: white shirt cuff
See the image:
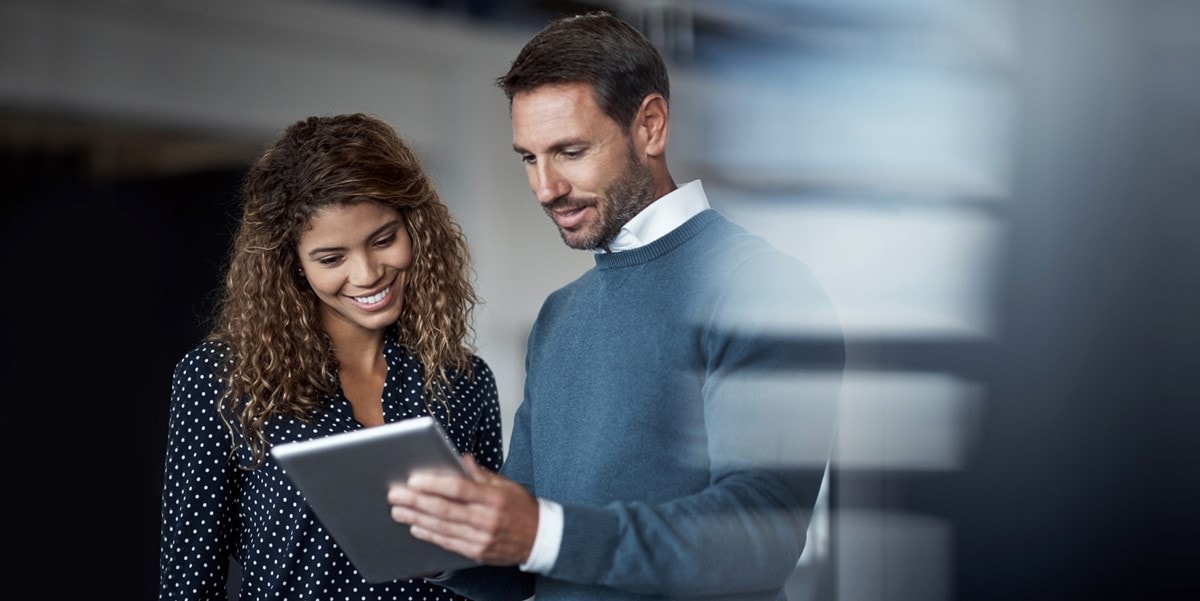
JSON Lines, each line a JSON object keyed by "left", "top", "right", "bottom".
{"left": 519, "top": 498, "right": 563, "bottom": 573}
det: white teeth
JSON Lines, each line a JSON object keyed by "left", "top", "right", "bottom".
{"left": 354, "top": 287, "right": 389, "bottom": 304}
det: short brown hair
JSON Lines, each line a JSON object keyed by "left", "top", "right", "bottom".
{"left": 496, "top": 11, "right": 670, "bottom": 130}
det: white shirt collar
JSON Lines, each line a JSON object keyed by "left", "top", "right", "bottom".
{"left": 603, "top": 180, "right": 710, "bottom": 253}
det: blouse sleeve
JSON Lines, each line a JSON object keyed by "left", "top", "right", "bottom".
{"left": 159, "top": 343, "right": 239, "bottom": 600}
{"left": 469, "top": 357, "right": 505, "bottom": 473}
{"left": 435, "top": 358, "right": 536, "bottom": 601}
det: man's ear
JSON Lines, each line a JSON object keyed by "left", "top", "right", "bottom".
{"left": 634, "top": 93, "right": 669, "bottom": 157}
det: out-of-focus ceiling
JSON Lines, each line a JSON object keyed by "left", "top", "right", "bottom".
{"left": 0, "top": 0, "right": 904, "bottom": 180}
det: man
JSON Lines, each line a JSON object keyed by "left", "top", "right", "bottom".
{"left": 388, "top": 11, "right": 844, "bottom": 600}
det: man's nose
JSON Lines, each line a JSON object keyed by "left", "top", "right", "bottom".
{"left": 532, "top": 163, "right": 568, "bottom": 205}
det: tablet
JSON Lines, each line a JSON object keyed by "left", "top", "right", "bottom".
{"left": 271, "top": 416, "right": 477, "bottom": 583}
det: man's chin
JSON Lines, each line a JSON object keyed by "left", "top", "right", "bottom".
{"left": 558, "top": 228, "right": 603, "bottom": 251}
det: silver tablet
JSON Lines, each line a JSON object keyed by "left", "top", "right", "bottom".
{"left": 271, "top": 416, "right": 477, "bottom": 583}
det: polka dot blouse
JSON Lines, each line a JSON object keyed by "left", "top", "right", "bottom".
{"left": 159, "top": 331, "right": 503, "bottom": 600}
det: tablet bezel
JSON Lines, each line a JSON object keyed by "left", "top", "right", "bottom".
{"left": 270, "top": 416, "right": 477, "bottom": 582}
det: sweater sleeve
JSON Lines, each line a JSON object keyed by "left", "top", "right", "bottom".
{"left": 159, "top": 343, "right": 240, "bottom": 600}
{"left": 547, "top": 251, "right": 844, "bottom": 596}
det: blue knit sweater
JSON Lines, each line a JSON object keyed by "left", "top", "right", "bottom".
{"left": 443, "top": 209, "right": 844, "bottom": 601}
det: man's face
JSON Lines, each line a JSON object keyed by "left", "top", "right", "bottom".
{"left": 510, "top": 82, "right": 655, "bottom": 250}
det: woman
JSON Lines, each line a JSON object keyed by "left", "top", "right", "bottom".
{"left": 159, "top": 113, "right": 502, "bottom": 600}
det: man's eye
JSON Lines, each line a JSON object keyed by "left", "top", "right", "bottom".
{"left": 563, "top": 150, "right": 582, "bottom": 159}
{"left": 521, "top": 154, "right": 536, "bottom": 165}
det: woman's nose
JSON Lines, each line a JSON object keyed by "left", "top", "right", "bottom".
{"left": 349, "top": 254, "right": 383, "bottom": 287}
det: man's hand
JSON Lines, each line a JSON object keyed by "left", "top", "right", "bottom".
{"left": 388, "top": 454, "right": 539, "bottom": 566}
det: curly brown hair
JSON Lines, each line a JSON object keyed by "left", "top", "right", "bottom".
{"left": 207, "top": 113, "right": 479, "bottom": 467}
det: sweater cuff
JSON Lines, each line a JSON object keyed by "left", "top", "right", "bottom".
{"left": 550, "top": 503, "right": 621, "bottom": 582}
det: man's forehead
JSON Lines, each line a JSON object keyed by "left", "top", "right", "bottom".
{"left": 510, "top": 84, "right": 614, "bottom": 148}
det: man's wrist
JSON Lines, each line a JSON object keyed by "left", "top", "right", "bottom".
{"left": 519, "top": 498, "right": 563, "bottom": 573}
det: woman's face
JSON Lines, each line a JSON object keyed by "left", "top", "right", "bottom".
{"left": 297, "top": 201, "right": 412, "bottom": 338}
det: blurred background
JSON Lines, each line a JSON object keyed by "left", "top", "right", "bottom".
{"left": 2, "top": 0, "right": 1197, "bottom": 599}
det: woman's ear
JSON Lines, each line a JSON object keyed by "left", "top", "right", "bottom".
{"left": 634, "top": 93, "right": 669, "bottom": 157}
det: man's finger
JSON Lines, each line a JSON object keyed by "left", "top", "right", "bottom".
{"left": 411, "top": 525, "right": 486, "bottom": 562}
{"left": 394, "top": 504, "right": 490, "bottom": 545}
{"left": 407, "top": 470, "right": 475, "bottom": 495}
{"left": 397, "top": 486, "right": 486, "bottom": 525}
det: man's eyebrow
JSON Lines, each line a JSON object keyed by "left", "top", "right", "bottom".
{"left": 512, "top": 139, "right": 586, "bottom": 155}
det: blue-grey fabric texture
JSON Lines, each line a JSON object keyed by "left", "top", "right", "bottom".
{"left": 442, "top": 209, "right": 844, "bottom": 601}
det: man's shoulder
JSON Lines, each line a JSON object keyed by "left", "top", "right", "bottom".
{"left": 687, "top": 211, "right": 801, "bottom": 271}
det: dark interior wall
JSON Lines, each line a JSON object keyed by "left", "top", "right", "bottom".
{"left": 867, "top": 2, "right": 1200, "bottom": 599}
{"left": 974, "top": 2, "right": 1199, "bottom": 597}
{"left": 1, "top": 155, "right": 243, "bottom": 598}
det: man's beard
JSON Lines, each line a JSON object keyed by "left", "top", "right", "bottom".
{"left": 550, "top": 145, "right": 656, "bottom": 251}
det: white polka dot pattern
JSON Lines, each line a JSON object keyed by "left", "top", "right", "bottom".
{"left": 159, "top": 333, "right": 502, "bottom": 600}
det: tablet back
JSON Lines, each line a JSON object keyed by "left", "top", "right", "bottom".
{"left": 271, "top": 416, "right": 477, "bottom": 583}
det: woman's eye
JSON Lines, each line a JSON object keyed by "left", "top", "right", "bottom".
{"left": 317, "top": 256, "right": 341, "bottom": 266}
{"left": 374, "top": 234, "right": 396, "bottom": 248}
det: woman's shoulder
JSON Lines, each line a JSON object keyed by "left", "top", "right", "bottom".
{"left": 467, "top": 353, "right": 497, "bottom": 384}
{"left": 174, "top": 339, "right": 232, "bottom": 378}
{"left": 170, "top": 340, "right": 231, "bottom": 418}
{"left": 444, "top": 353, "right": 498, "bottom": 404}
{"left": 468, "top": 353, "right": 492, "bottom": 372}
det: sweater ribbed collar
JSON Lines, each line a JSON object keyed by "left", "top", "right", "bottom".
{"left": 594, "top": 209, "right": 721, "bottom": 270}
